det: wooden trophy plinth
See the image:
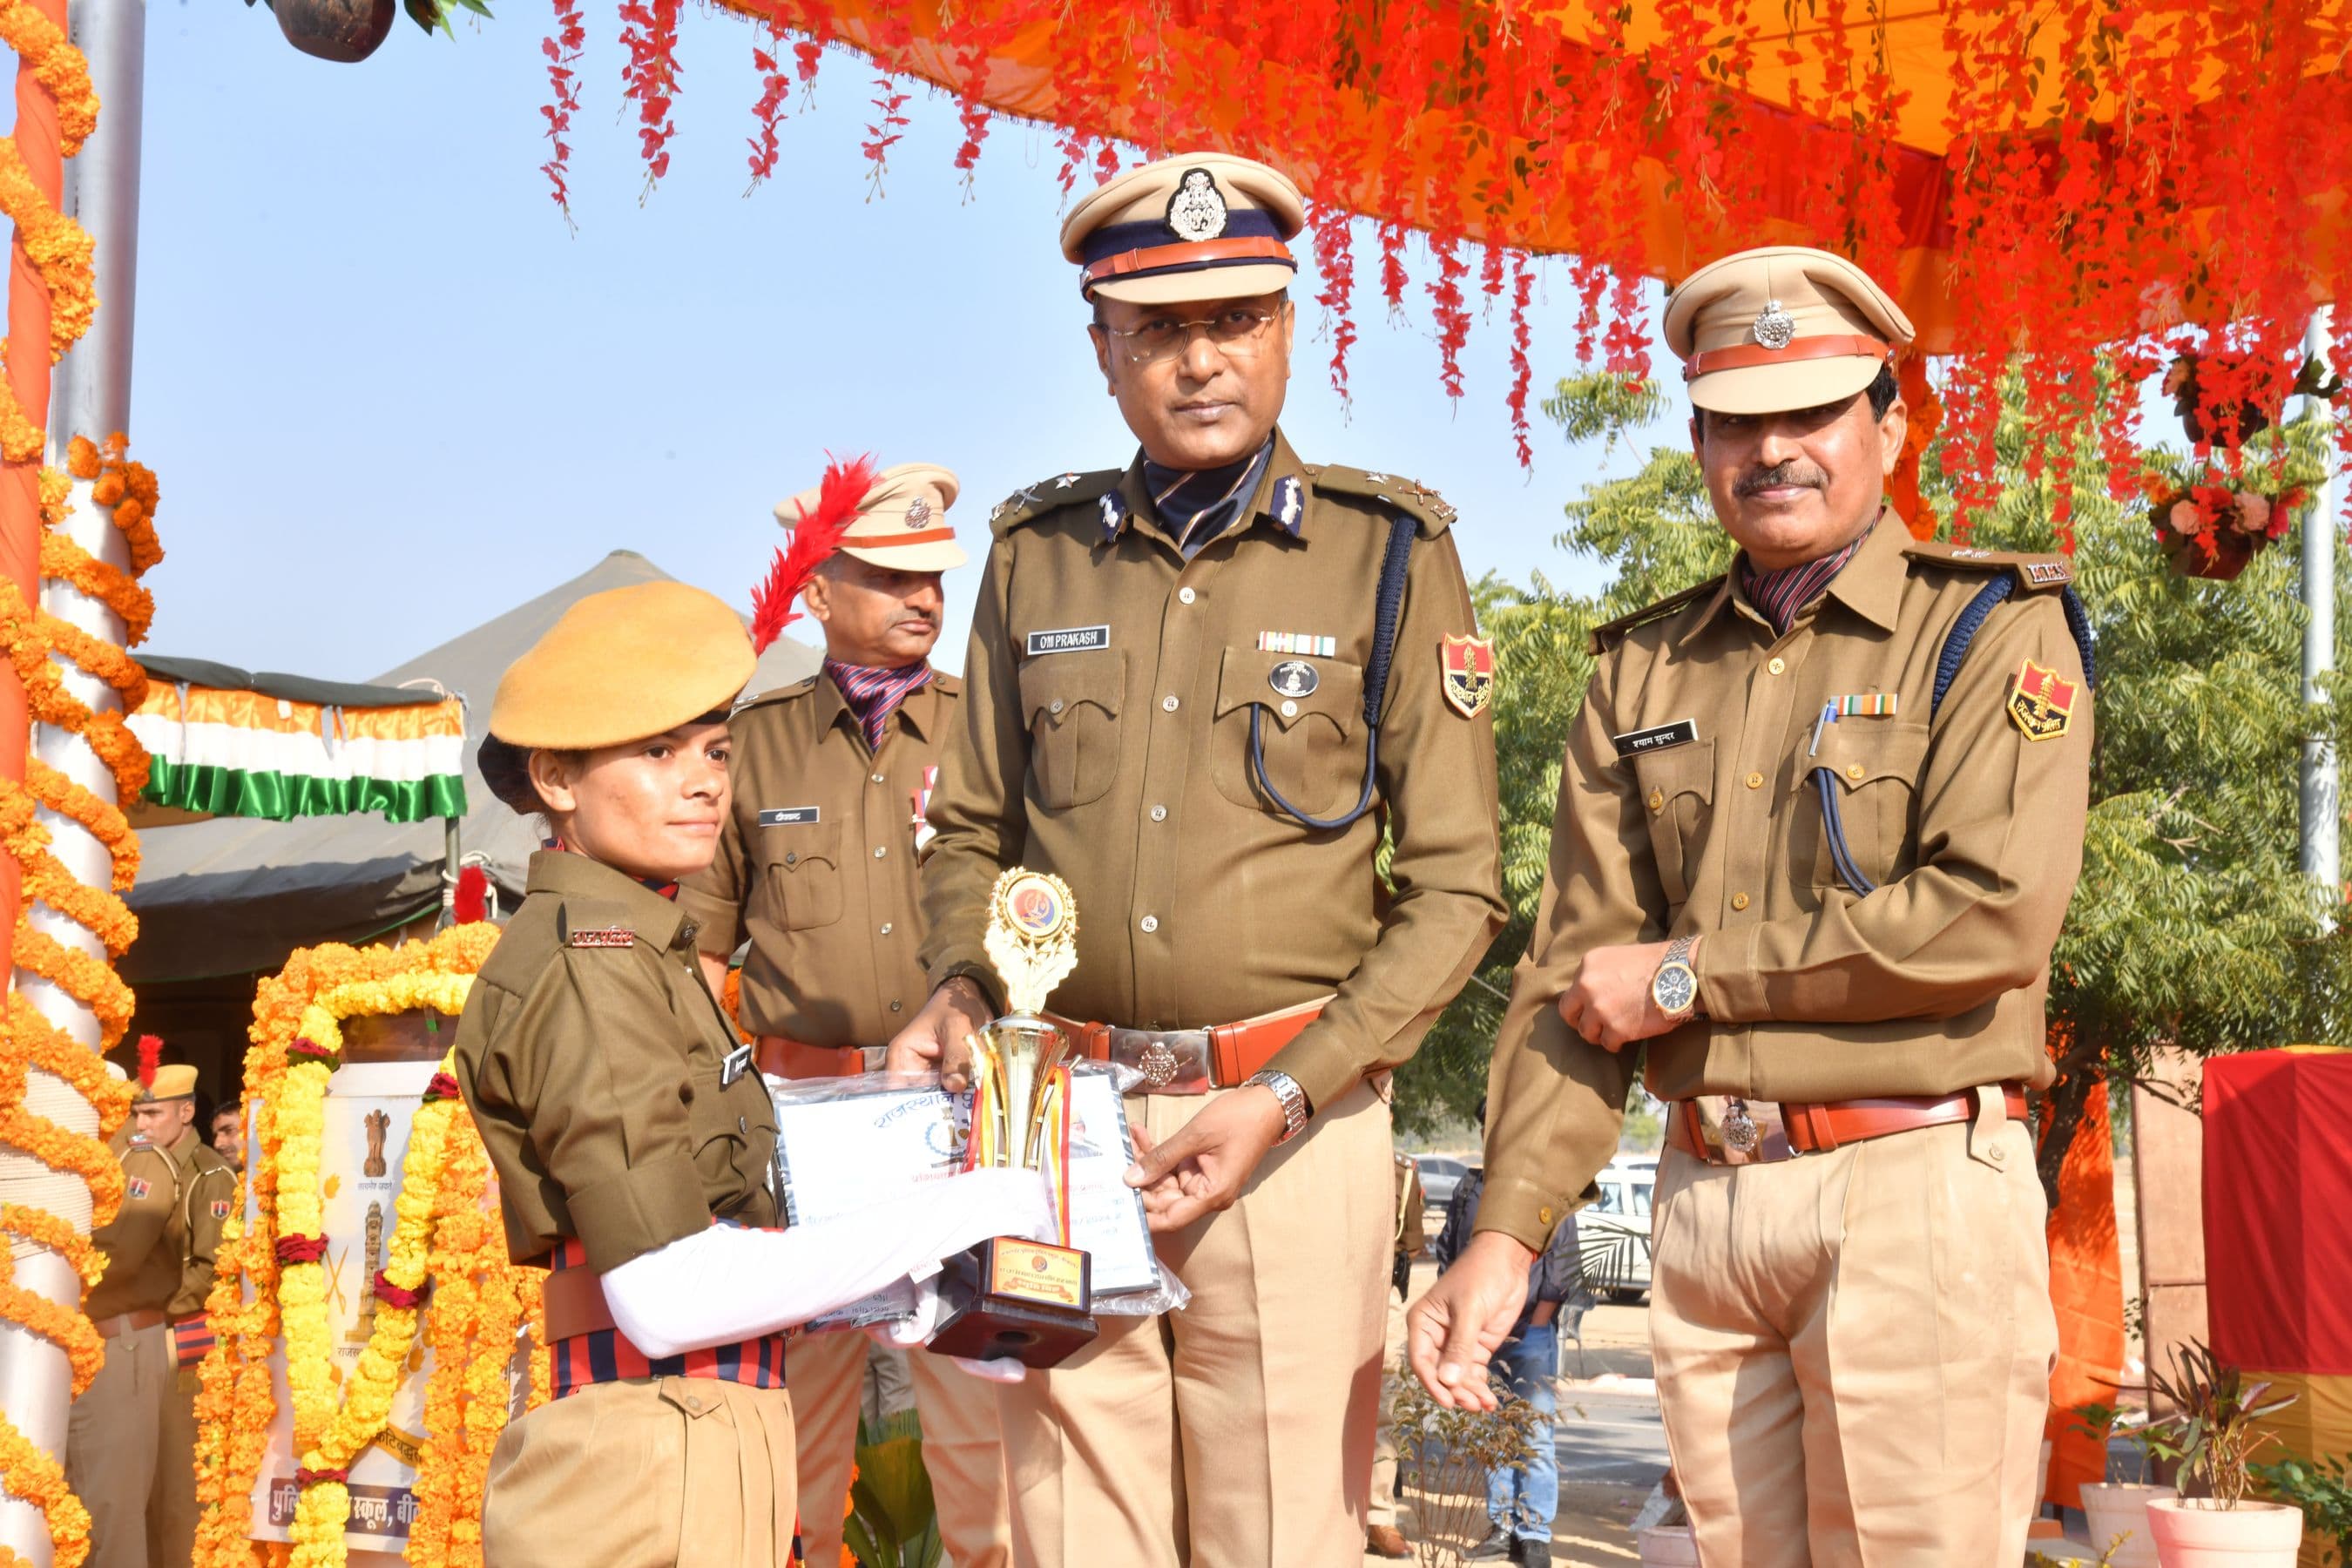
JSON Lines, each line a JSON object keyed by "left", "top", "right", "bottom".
{"left": 929, "top": 1236, "right": 1098, "bottom": 1369}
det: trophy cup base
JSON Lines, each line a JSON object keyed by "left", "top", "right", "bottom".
{"left": 928, "top": 1236, "right": 1098, "bottom": 1369}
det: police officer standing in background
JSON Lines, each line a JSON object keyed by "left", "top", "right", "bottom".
{"left": 889, "top": 152, "right": 1504, "bottom": 1568}
{"left": 1410, "top": 246, "right": 2093, "bottom": 1565}
{"left": 680, "top": 461, "right": 1016, "bottom": 1568}
{"left": 68, "top": 1056, "right": 234, "bottom": 1568}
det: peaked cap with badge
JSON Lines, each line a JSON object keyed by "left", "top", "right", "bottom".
{"left": 1664, "top": 244, "right": 1916, "bottom": 416}
{"left": 774, "top": 461, "right": 967, "bottom": 575}
{"left": 1062, "top": 152, "right": 1308, "bottom": 305}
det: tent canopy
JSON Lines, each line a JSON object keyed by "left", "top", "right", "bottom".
{"left": 123, "top": 551, "right": 819, "bottom": 983}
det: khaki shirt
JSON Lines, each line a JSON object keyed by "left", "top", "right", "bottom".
{"left": 920, "top": 429, "right": 1506, "bottom": 1112}
{"left": 168, "top": 1134, "right": 237, "bottom": 1320}
{"left": 679, "top": 670, "right": 960, "bottom": 1046}
{"left": 86, "top": 1133, "right": 184, "bottom": 1319}
{"left": 1479, "top": 517, "right": 2093, "bottom": 1248}
{"left": 456, "top": 851, "right": 781, "bottom": 1274}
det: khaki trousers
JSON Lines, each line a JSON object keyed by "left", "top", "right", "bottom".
{"left": 64, "top": 1320, "right": 172, "bottom": 1568}
{"left": 1649, "top": 1101, "right": 2057, "bottom": 1568}
{"left": 1367, "top": 1291, "right": 1407, "bottom": 1530}
{"left": 794, "top": 1333, "right": 1013, "bottom": 1568}
{"left": 999, "top": 1078, "right": 1393, "bottom": 1568}
{"left": 481, "top": 1376, "right": 797, "bottom": 1568}
{"left": 147, "top": 1366, "right": 199, "bottom": 1568}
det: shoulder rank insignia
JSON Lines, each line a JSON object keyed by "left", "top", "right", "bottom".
{"left": 1441, "top": 634, "right": 1496, "bottom": 718}
{"left": 210, "top": 1198, "right": 233, "bottom": 1220}
{"left": 126, "top": 1175, "right": 150, "bottom": 1200}
{"left": 1588, "top": 577, "right": 1726, "bottom": 655}
{"left": 567, "top": 926, "right": 635, "bottom": 949}
{"left": 2006, "top": 659, "right": 2078, "bottom": 741}
{"left": 990, "top": 469, "right": 1124, "bottom": 537}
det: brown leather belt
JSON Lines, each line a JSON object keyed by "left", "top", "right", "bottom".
{"left": 1668, "top": 1084, "right": 2029, "bottom": 1165}
{"left": 1044, "top": 997, "right": 1328, "bottom": 1093}
{"left": 539, "top": 1265, "right": 618, "bottom": 1342}
{"left": 755, "top": 1035, "right": 868, "bottom": 1081}
{"left": 92, "top": 1308, "right": 165, "bottom": 1340}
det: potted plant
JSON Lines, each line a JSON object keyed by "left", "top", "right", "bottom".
{"left": 2146, "top": 480, "right": 2303, "bottom": 581}
{"left": 2251, "top": 1453, "right": 2352, "bottom": 1565}
{"left": 2071, "top": 1400, "right": 2176, "bottom": 1567}
{"left": 2142, "top": 1342, "right": 2303, "bottom": 1565}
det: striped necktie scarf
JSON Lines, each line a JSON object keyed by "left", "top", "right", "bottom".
{"left": 1739, "top": 529, "right": 1870, "bottom": 636}
{"left": 825, "top": 659, "right": 935, "bottom": 751}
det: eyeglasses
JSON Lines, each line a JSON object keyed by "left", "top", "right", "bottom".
{"left": 1101, "top": 306, "right": 1285, "bottom": 365}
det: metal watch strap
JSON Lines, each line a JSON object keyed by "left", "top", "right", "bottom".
{"left": 1246, "top": 1069, "right": 1310, "bottom": 1144}
{"left": 1656, "top": 935, "right": 1700, "bottom": 1019}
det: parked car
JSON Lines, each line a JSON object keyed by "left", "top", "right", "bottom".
{"left": 1413, "top": 1153, "right": 1471, "bottom": 1214}
{"left": 1580, "top": 1156, "right": 1656, "bottom": 1302}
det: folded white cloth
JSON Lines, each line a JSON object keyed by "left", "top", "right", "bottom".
{"left": 601, "top": 1166, "right": 1054, "bottom": 1360}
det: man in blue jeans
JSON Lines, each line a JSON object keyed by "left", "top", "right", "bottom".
{"left": 1431, "top": 1103, "right": 1583, "bottom": 1567}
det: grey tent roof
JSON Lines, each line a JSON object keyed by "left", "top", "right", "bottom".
{"left": 124, "top": 551, "right": 820, "bottom": 983}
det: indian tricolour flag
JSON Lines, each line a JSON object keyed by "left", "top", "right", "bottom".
{"left": 128, "top": 681, "right": 468, "bottom": 824}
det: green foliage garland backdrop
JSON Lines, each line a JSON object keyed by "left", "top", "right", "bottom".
{"left": 1396, "top": 368, "right": 2352, "bottom": 1203}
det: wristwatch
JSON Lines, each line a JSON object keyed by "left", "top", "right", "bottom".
{"left": 1245, "top": 1069, "right": 1311, "bottom": 1144}
{"left": 1650, "top": 935, "right": 1700, "bottom": 1024}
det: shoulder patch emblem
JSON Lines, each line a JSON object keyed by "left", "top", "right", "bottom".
{"left": 567, "top": 926, "right": 636, "bottom": 949}
{"left": 210, "top": 1198, "right": 232, "bottom": 1220}
{"left": 127, "top": 1175, "right": 150, "bottom": 1200}
{"left": 1441, "top": 635, "right": 1496, "bottom": 718}
{"left": 2006, "top": 659, "right": 2078, "bottom": 741}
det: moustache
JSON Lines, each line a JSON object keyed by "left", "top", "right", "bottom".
{"left": 1734, "top": 463, "right": 1828, "bottom": 497}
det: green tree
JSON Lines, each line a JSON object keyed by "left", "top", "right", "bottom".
{"left": 1395, "top": 368, "right": 2352, "bottom": 1200}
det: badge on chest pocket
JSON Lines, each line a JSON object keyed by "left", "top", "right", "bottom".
{"left": 720, "top": 1043, "right": 754, "bottom": 1088}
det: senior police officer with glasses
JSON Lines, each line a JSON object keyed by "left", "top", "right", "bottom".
{"left": 1409, "top": 245, "right": 2095, "bottom": 1566}
{"left": 887, "top": 151, "right": 1504, "bottom": 1568}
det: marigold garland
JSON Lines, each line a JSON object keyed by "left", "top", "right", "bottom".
{"left": 192, "top": 923, "right": 549, "bottom": 1568}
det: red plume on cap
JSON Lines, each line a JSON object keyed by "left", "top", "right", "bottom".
{"left": 137, "top": 1033, "right": 162, "bottom": 1089}
{"left": 453, "top": 864, "right": 489, "bottom": 925}
{"left": 750, "top": 452, "right": 879, "bottom": 654}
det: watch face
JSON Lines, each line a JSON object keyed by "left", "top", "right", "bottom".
{"left": 1652, "top": 963, "right": 1698, "bottom": 1016}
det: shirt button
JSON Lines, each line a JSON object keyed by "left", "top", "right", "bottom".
{"left": 1745, "top": 773, "right": 1763, "bottom": 790}
{"left": 880, "top": 923, "right": 893, "bottom": 936}
{"left": 1648, "top": 789, "right": 1665, "bottom": 814}
{"left": 1161, "top": 694, "right": 1179, "bottom": 713}
{"left": 873, "top": 846, "right": 887, "bottom": 859}
{"left": 1987, "top": 1143, "right": 2007, "bottom": 1165}
{"left": 889, "top": 1000, "right": 902, "bottom": 1013}
{"left": 1280, "top": 700, "right": 1299, "bottom": 719}
{"left": 1767, "top": 657, "right": 1787, "bottom": 675}
{"left": 1178, "top": 586, "right": 1196, "bottom": 605}
{"left": 1150, "top": 804, "right": 1167, "bottom": 822}
{"left": 739, "top": 1115, "right": 748, "bottom": 1133}
{"left": 1847, "top": 762, "right": 1867, "bottom": 781}
{"left": 871, "top": 773, "right": 886, "bottom": 784}
{"left": 686, "top": 1395, "right": 705, "bottom": 1413}
{"left": 1538, "top": 1206, "right": 1553, "bottom": 1226}
{"left": 1050, "top": 698, "right": 1065, "bottom": 715}
{"left": 1732, "top": 892, "right": 1752, "bottom": 911}
{"left": 1139, "top": 915, "right": 1159, "bottom": 933}
{"left": 785, "top": 852, "right": 798, "bottom": 866}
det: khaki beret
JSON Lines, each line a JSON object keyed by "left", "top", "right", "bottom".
{"left": 490, "top": 581, "right": 754, "bottom": 750}
{"left": 1062, "top": 152, "right": 1307, "bottom": 305}
{"left": 774, "top": 462, "right": 967, "bottom": 574}
{"left": 1663, "top": 245, "right": 1915, "bottom": 415}
{"left": 137, "top": 1064, "right": 198, "bottom": 1104}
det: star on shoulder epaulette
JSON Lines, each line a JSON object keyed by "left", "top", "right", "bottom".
{"left": 1903, "top": 537, "right": 2073, "bottom": 592}
{"left": 990, "top": 470, "right": 1124, "bottom": 538}
{"left": 1305, "top": 465, "right": 1459, "bottom": 537}
{"left": 1588, "top": 577, "right": 1726, "bottom": 656}
{"left": 733, "top": 675, "right": 820, "bottom": 715}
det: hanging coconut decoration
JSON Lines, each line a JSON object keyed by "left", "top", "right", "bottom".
{"left": 248, "top": 0, "right": 491, "bottom": 64}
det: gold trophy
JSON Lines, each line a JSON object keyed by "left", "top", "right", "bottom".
{"left": 929, "top": 868, "right": 1099, "bottom": 1369}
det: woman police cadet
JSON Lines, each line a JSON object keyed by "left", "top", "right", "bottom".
{"left": 456, "top": 582, "right": 1040, "bottom": 1568}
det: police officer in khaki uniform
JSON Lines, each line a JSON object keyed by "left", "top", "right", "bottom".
{"left": 1409, "top": 247, "right": 2092, "bottom": 1566}
{"left": 458, "top": 581, "right": 1031, "bottom": 1568}
{"left": 888, "top": 152, "right": 1505, "bottom": 1568}
{"left": 68, "top": 1059, "right": 233, "bottom": 1568}
{"left": 681, "top": 463, "right": 1016, "bottom": 1568}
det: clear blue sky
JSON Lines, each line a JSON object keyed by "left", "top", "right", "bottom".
{"left": 127, "top": 4, "right": 1692, "bottom": 684}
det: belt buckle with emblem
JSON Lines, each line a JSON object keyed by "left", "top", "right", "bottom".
{"left": 1721, "top": 1098, "right": 1761, "bottom": 1153}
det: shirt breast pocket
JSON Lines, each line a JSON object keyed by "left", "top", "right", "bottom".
{"left": 686, "top": 1059, "right": 766, "bottom": 1218}
{"left": 1632, "top": 740, "right": 1715, "bottom": 909}
{"left": 1793, "top": 720, "right": 1930, "bottom": 893}
{"left": 1210, "top": 648, "right": 1365, "bottom": 818}
{"left": 761, "top": 820, "right": 844, "bottom": 931}
{"left": 1018, "top": 650, "right": 1125, "bottom": 810}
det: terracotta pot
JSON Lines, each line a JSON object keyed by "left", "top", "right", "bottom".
{"left": 2082, "top": 1483, "right": 2175, "bottom": 1568}
{"left": 1637, "top": 1524, "right": 1700, "bottom": 1567}
{"left": 273, "top": 0, "right": 396, "bottom": 62}
{"left": 2163, "top": 530, "right": 2261, "bottom": 582}
{"left": 2146, "top": 1497, "right": 2302, "bottom": 1567}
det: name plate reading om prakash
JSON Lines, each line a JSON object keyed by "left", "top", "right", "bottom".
{"left": 928, "top": 868, "right": 1102, "bottom": 1369}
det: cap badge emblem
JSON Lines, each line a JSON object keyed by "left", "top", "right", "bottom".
{"left": 904, "top": 497, "right": 932, "bottom": 529}
{"left": 1753, "top": 300, "right": 1797, "bottom": 350}
{"left": 1166, "top": 167, "right": 1230, "bottom": 244}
